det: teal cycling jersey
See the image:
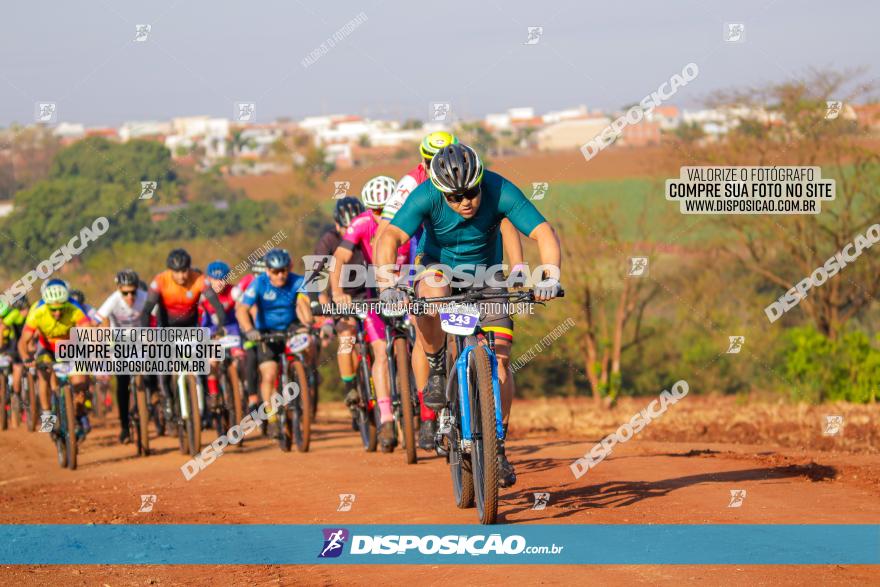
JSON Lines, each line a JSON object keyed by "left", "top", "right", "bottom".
{"left": 389, "top": 170, "right": 545, "bottom": 270}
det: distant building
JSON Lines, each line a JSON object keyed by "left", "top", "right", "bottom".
{"left": 542, "top": 105, "right": 590, "bottom": 124}
{"left": 53, "top": 122, "right": 85, "bottom": 143}
{"left": 646, "top": 105, "right": 681, "bottom": 130}
{"left": 119, "top": 120, "right": 172, "bottom": 141}
{"left": 84, "top": 127, "right": 119, "bottom": 140}
{"left": 324, "top": 143, "right": 353, "bottom": 168}
{"left": 485, "top": 107, "right": 541, "bottom": 130}
{"left": 534, "top": 117, "right": 611, "bottom": 151}
{"left": 619, "top": 119, "right": 661, "bottom": 147}
{"left": 853, "top": 103, "right": 880, "bottom": 130}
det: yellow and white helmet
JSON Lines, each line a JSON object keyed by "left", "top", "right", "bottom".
{"left": 40, "top": 279, "right": 70, "bottom": 305}
{"left": 361, "top": 175, "right": 397, "bottom": 209}
{"left": 419, "top": 131, "right": 459, "bottom": 160}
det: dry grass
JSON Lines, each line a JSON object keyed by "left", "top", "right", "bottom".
{"left": 509, "top": 395, "right": 880, "bottom": 454}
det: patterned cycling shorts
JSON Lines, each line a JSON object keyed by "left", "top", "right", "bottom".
{"left": 413, "top": 257, "right": 513, "bottom": 346}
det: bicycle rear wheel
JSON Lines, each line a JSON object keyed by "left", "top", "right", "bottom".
{"left": 393, "top": 338, "right": 417, "bottom": 465}
{"left": 290, "top": 360, "right": 311, "bottom": 452}
{"left": 469, "top": 345, "right": 499, "bottom": 524}
{"left": 63, "top": 385, "right": 78, "bottom": 470}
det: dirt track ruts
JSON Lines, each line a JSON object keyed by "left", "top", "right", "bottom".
{"left": 1, "top": 402, "right": 878, "bottom": 586}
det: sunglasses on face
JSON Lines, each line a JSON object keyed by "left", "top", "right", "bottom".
{"left": 48, "top": 306, "right": 64, "bottom": 313}
{"left": 120, "top": 289, "right": 137, "bottom": 297}
{"left": 268, "top": 268, "right": 288, "bottom": 275}
{"left": 444, "top": 186, "right": 481, "bottom": 204}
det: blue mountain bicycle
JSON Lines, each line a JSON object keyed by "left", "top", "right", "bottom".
{"left": 409, "top": 287, "right": 562, "bottom": 524}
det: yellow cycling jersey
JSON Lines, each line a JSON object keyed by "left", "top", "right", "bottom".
{"left": 24, "top": 301, "right": 89, "bottom": 351}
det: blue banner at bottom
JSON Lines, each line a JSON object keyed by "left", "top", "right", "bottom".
{"left": 0, "top": 524, "right": 877, "bottom": 564}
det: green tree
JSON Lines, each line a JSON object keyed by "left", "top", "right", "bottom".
{"left": 50, "top": 137, "right": 177, "bottom": 188}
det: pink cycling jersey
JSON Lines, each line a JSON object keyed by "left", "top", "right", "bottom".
{"left": 342, "top": 210, "right": 410, "bottom": 265}
{"left": 339, "top": 210, "right": 410, "bottom": 344}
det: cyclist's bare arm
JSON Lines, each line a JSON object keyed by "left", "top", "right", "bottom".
{"left": 201, "top": 286, "right": 227, "bottom": 327}
{"left": 375, "top": 217, "right": 392, "bottom": 250}
{"left": 235, "top": 302, "right": 255, "bottom": 333}
{"left": 500, "top": 218, "right": 524, "bottom": 268}
{"left": 141, "top": 289, "right": 162, "bottom": 327}
{"left": 296, "top": 294, "right": 313, "bottom": 325}
{"left": 375, "top": 225, "right": 411, "bottom": 290}
{"left": 528, "top": 222, "right": 562, "bottom": 300}
{"left": 328, "top": 246, "right": 355, "bottom": 300}
{"left": 17, "top": 328, "right": 34, "bottom": 362}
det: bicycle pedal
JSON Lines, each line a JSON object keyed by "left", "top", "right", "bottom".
{"left": 435, "top": 441, "right": 449, "bottom": 457}
{"left": 438, "top": 421, "right": 453, "bottom": 435}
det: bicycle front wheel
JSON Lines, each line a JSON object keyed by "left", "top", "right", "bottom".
{"left": 290, "top": 359, "right": 311, "bottom": 453}
{"left": 356, "top": 355, "right": 377, "bottom": 452}
{"left": 185, "top": 375, "right": 201, "bottom": 457}
{"left": 63, "top": 386, "right": 78, "bottom": 470}
{"left": 393, "top": 338, "right": 417, "bottom": 465}
{"left": 135, "top": 379, "right": 150, "bottom": 456}
{"left": 26, "top": 373, "right": 38, "bottom": 432}
{"left": 469, "top": 345, "right": 499, "bottom": 524}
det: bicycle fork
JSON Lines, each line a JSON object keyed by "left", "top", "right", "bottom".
{"left": 177, "top": 375, "right": 204, "bottom": 420}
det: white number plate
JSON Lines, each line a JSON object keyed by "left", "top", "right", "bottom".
{"left": 0, "top": 355, "right": 10, "bottom": 368}
{"left": 287, "top": 333, "right": 311, "bottom": 353}
{"left": 219, "top": 335, "right": 241, "bottom": 349}
{"left": 53, "top": 362, "right": 71, "bottom": 376}
{"left": 439, "top": 304, "right": 480, "bottom": 336}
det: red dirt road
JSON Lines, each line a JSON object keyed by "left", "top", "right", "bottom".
{"left": 1, "top": 403, "right": 878, "bottom": 585}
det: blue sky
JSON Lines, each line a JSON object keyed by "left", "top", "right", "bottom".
{"left": 1, "top": 0, "right": 875, "bottom": 125}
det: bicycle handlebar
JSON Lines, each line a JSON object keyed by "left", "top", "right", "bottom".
{"left": 313, "top": 299, "right": 380, "bottom": 318}
{"left": 407, "top": 288, "right": 565, "bottom": 305}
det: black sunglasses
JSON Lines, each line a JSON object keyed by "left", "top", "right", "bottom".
{"left": 444, "top": 185, "right": 481, "bottom": 204}
{"left": 120, "top": 289, "right": 137, "bottom": 297}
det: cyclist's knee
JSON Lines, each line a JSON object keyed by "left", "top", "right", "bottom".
{"left": 372, "top": 351, "right": 388, "bottom": 368}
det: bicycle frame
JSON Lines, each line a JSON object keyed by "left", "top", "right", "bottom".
{"left": 383, "top": 318, "right": 408, "bottom": 405}
{"left": 452, "top": 330, "right": 505, "bottom": 444}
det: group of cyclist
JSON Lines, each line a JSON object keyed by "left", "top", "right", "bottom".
{"left": 0, "top": 130, "right": 562, "bottom": 488}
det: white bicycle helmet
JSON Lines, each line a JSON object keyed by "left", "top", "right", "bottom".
{"left": 41, "top": 279, "right": 70, "bottom": 305}
{"left": 360, "top": 176, "right": 397, "bottom": 209}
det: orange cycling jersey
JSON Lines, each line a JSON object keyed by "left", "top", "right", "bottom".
{"left": 149, "top": 270, "right": 207, "bottom": 326}
{"left": 24, "top": 301, "right": 90, "bottom": 352}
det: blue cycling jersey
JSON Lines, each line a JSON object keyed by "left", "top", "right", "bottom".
{"left": 241, "top": 272, "right": 306, "bottom": 332}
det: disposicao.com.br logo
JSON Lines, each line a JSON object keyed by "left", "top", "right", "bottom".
{"left": 318, "top": 529, "right": 563, "bottom": 558}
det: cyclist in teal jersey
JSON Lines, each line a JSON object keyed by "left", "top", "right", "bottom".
{"left": 375, "top": 143, "right": 562, "bottom": 486}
